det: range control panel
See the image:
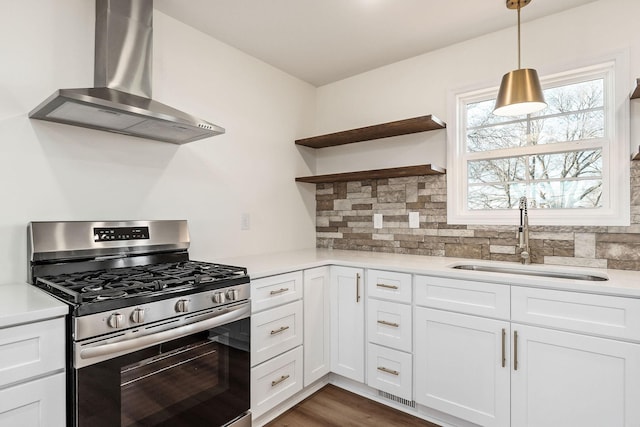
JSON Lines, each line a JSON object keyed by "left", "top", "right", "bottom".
{"left": 93, "top": 226, "right": 150, "bottom": 242}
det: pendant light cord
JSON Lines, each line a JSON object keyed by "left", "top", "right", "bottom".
{"left": 517, "top": 2, "right": 521, "bottom": 69}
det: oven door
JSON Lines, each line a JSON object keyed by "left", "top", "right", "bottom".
{"left": 73, "top": 302, "right": 250, "bottom": 427}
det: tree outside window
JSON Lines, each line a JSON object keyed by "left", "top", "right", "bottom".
{"left": 466, "top": 79, "right": 604, "bottom": 210}
{"left": 448, "top": 59, "right": 629, "bottom": 226}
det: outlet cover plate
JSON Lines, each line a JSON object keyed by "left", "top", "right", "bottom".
{"left": 373, "top": 214, "right": 383, "bottom": 229}
{"left": 409, "top": 212, "right": 419, "bottom": 228}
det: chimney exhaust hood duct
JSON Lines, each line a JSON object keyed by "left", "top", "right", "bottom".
{"left": 29, "top": 0, "right": 224, "bottom": 144}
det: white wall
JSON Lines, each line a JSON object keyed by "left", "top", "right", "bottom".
{"left": 0, "top": 0, "right": 317, "bottom": 284}
{"left": 314, "top": 0, "right": 640, "bottom": 175}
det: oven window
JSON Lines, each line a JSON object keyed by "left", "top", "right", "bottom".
{"left": 76, "top": 317, "right": 250, "bottom": 427}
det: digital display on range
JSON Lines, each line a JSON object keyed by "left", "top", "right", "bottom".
{"left": 93, "top": 226, "right": 150, "bottom": 242}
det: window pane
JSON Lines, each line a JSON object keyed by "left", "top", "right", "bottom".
{"left": 467, "top": 150, "right": 602, "bottom": 210}
{"left": 532, "top": 179, "right": 602, "bottom": 208}
{"left": 466, "top": 78, "right": 605, "bottom": 152}
{"left": 468, "top": 183, "right": 527, "bottom": 210}
{"left": 466, "top": 99, "right": 520, "bottom": 128}
{"left": 533, "top": 78, "right": 604, "bottom": 117}
{"left": 532, "top": 110, "right": 604, "bottom": 145}
{"left": 467, "top": 121, "right": 528, "bottom": 152}
{"left": 468, "top": 157, "right": 526, "bottom": 184}
{"left": 530, "top": 150, "right": 602, "bottom": 180}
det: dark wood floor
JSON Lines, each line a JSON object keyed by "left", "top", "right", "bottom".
{"left": 264, "top": 384, "right": 440, "bottom": 427}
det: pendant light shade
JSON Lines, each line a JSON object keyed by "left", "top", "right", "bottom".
{"left": 493, "top": 0, "right": 546, "bottom": 116}
{"left": 494, "top": 68, "right": 546, "bottom": 116}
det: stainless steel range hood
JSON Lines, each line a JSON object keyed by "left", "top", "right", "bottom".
{"left": 29, "top": 0, "right": 224, "bottom": 144}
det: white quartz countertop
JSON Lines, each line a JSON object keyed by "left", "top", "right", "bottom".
{"left": 0, "top": 283, "right": 68, "bottom": 328}
{"left": 215, "top": 248, "right": 640, "bottom": 298}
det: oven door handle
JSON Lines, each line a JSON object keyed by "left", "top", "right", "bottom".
{"left": 78, "top": 302, "right": 250, "bottom": 367}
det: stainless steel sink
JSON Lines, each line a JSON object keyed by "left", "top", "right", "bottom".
{"left": 451, "top": 264, "right": 608, "bottom": 281}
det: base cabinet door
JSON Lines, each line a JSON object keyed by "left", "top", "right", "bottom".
{"left": 330, "top": 266, "right": 365, "bottom": 382}
{"left": 415, "top": 307, "right": 510, "bottom": 427}
{"left": 511, "top": 324, "right": 640, "bottom": 427}
{"left": 303, "top": 266, "right": 331, "bottom": 386}
{"left": 0, "top": 372, "right": 65, "bottom": 427}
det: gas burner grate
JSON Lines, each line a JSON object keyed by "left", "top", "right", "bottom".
{"left": 35, "top": 260, "right": 248, "bottom": 306}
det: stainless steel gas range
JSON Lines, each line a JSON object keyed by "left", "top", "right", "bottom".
{"left": 27, "top": 220, "right": 251, "bottom": 427}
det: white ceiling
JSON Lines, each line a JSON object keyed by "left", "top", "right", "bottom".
{"left": 154, "top": 0, "right": 599, "bottom": 87}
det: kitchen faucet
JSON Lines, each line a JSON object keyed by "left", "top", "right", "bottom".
{"left": 517, "top": 196, "right": 531, "bottom": 264}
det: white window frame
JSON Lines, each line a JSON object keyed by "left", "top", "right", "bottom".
{"left": 447, "top": 57, "right": 629, "bottom": 226}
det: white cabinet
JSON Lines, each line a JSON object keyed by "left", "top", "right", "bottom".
{"left": 251, "top": 346, "right": 304, "bottom": 419}
{"left": 367, "top": 269, "right": 412, "bottom": 303}
{"left": 367, "top": 298, "right": 412, "bottom": 352}
{"left": 0, "top": 317, "right": 66, "bottom": 427}
{"left": 415, "top": 274, "right": 640, "bottom": 427}
{"left": 511, "top": 285, "right": 640, "bottom": 341}
{"left": 303, "top": 266, "right": 331, "bottom": 386}
{"left": 414, "top": 275, "right": 511, "bottom": 426}
{"left": 330, "top": 266, "right": 365, "bottom": 382}
{"left": 414, "top": 275, "right": 510, "bottom": 319}
{"left": 511, "top": 324, "right": 640, "bottom": 427}
{"left": 366, "top": 269, "right": 413, "bottom": 400}
{"left": 414, "top": 307, "right": 510, "bottom": 427}
{"left": 251, "top": 271, "right": 305, "bottom": 421}
{"left": 251, "top": 300, "right": 303, "bottom": 367}
{"left": 251, "top": 271, "right": 303, "bottom": 314}
{"left": 0, "top": 372, "right": 66, "bottom": 427}
{"left": 367, "top": 343, "right": 412, "bottom": 401}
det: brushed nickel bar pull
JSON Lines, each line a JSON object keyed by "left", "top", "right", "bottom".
{"left": 377, "top": 320, "right": 399, "bottom": 328}
{"left": 513, "top": 330, "right": 519, "bottom": 371}
{"left": 356, "top": 273, "right": 361, "bottom": 303}
{"left": 271, "top": 374, "right": 290, "bottom": 387}
{"left": 501, "top": 328, "right": 506, "bottom": 368}
{"left": 270, "top": 288, "right": 289, "bottom": 295}
{"left": 270, "top": 326, "right": 290, "bottom": 335}
{"left": 376, "top": 283, "right": 399, "bottom": 290}
{"left": 377, "top": 366, "right": 399, "bottom": 376}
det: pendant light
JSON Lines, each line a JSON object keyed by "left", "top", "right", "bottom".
{"left": 493, "top": 0, "right": 546, "bottom": 116}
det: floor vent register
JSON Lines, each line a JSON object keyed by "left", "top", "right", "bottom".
{"left": 378, "top": 390, "right": 416, "bottom": 409}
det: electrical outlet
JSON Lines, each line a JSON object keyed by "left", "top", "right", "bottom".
{"left": 408, "top": 212, "right": 419, "bottom": 228}
{"left": 373, "top": 213, "right": 383, "bottom": 229}
{"left": 241, "top": 213, "right": 250, "bottom": 230}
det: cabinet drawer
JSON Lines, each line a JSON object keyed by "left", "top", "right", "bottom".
{"left": 251, "top": 346, "right": 303, "bottom": 419}
{"left": 367, "top": 270, "right": 412, "bottom": 303}
{"left": 0, "top": 318, "right": 65, "bottom": 388}
{"left": 0, "top": 372, "right": 66, "bottom": 426}
{"left": 367, "top": 299, "right": 412, "bottom": 352}
{"left": 512, "top": 286, "right": 640, "bottom": 341}
{"left": 415, "top": 275, "right": 510, "bottom": 320}
{"left": 251, "top": 300, "right": 303, "bottom": 366}
{"left": 252, "top": 271, "right": 303, "bottom": 313}
{"left": 367, "top": 343, "right": 412, "bottom": 401}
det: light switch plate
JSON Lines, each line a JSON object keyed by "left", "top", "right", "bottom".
{"left": 241, "top": 213, "right": 250, "bottom": 230}
{"left": 409, "top": 212, "right": 419, "bottom": 228}
{"left": 373, "top": 213, "right": 383, "bottom": 229}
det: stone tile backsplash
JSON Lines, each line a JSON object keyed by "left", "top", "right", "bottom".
{"left": 316, "top": 162, "right": 640, "bottom": 271}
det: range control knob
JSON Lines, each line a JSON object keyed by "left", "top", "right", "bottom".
{"left": 130, "top": 308, "right": 145, "bottom": 324}
{"left": 226, "top": 289, "right": 239, "bottom": 301}
{"left": 175, "top": 299, "right": 190, "bottom": 313}
{"left": 107, "top": 313, "right": 124, "bottom": 329}
{"left": 212, "top": 292, "right": 226, "bottom": 304}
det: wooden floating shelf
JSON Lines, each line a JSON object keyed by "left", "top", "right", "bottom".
{"left": 295, "top": 164, "right": 445, "bottom": 184}
{"left": 632, "top": 149, "right": 640, "bottom": 161}
{"left": 631, "top": 78, "right": 640, "bottom": 100}
{"left": 295, "top": 114, "right": 446, "bottom": 148}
